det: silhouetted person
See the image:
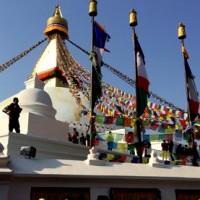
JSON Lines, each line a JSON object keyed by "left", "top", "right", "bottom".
{"left": 68, "top": 132, "right": 72, "bottom": 142}
{"left": 161, "top": 139, "right": 168, "bottom": 160}
{"left": 145, "top": 141, "right": 152, "bottom": 158}
{"left": 71, "top": 128, "right": 79, "bottom": 144}
{"left": 80, "top": 133, "right": 86, "bottom": 145}
{"left": 176, "top": 144, "right": 182, "bottom": 160}
{"left": 192, "top": 142, "right": 199, "bottom": 166}
{"left": 168, "top": 140, "right": 174, "bottom": 161}
{"left": 3, "top": 97, "right": 22, "bottom": 133}
{"left": 86, "top": 133, "right": 90, "bottom": 146}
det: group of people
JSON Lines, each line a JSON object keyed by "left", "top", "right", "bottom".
{"left": 127, "top": 141, "right": 152, "bottom": 158}
{"left": 161, "top": 139, "right": 174, "bottom": 161}
{"left": 161, "top": 139, "right": 200, "bottom": 163}
{"left": 175, "top": 143, "right": 200, "bottom": 160}
{"left": 68, "top": 128, "right": 90, "bottom": 146}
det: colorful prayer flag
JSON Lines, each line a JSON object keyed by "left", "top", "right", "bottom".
{"left": 115, "top": 117, "right": 124, "bottom": 126}
{"left": 104, "top": 116, "right": 115, "bottom": 124}
{"left": 95, "top": 115, "right": 104, "bottom": 124}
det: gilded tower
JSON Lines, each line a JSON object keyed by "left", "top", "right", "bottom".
{"left": 31, "top": 5, "right": 89, "bottom": 122}
{"left": 32, "top": 5, "right": 69, "bottom": 88}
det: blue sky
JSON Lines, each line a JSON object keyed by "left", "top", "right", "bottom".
{"left": 0, "top": 1, "right": 199, "bottom": 112}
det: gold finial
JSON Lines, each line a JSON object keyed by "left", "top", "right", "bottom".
{"left": 129, "top": 9, "right": 138, "bottom": 27}
{"left": 53, "top": 5, "right": 63, "bottom": 17}
{"left": 178, "top": 23, "right": 186, "bottom": 40}
{"left": 89, "top": 0, "right": 97, "bottom": 17}
{"left": 44, "top": 5, "right": 69, "bottom": 39}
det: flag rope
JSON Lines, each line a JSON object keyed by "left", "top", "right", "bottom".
{"left": 67, "top": 38, "right": 184, "bottom": 112}
{"left": 0, "top": 35, "right": 184, "bottom": 113}
{"left": 0, "top": 38, "right": 47, "bottom": 73}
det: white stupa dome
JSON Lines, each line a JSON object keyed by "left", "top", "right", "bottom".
{"left": 18, "top": 75, "right": 56, "bottom": 119}
{"left": 19, "top": 89, "right": 52, "bottom": 107}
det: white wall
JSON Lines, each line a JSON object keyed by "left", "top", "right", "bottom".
{"left": 0, "top": 133, "right": 89, "bottom": 160}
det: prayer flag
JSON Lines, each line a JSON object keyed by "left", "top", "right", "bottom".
{"left": 134, "top": 32, "right": 150, "bottom": 117}
{"left": 91, "top": 21, "right": 110, "bottom": 111}
{"left": 182, "top": 45, "right": 199, "bottom": 122}
{"left": 93, "top": 21, "right": 110, "bottom": 66}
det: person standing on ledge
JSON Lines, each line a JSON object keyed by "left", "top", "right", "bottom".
{"left": 3, "top": 97, "right": 22, "bottom": 133}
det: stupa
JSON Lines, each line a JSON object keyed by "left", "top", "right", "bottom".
{"left": 0, "top": 5, "right": 199, "bottom": 200}
{"left": 0, "top": 5, "right": 90, "bottom": 159}
{"left": 31, "top": 5, "right": 89, "bottom": 123}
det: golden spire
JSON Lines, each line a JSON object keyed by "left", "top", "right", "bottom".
{"left": 44, "top": 5, "right": 69, "bottom": 39}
